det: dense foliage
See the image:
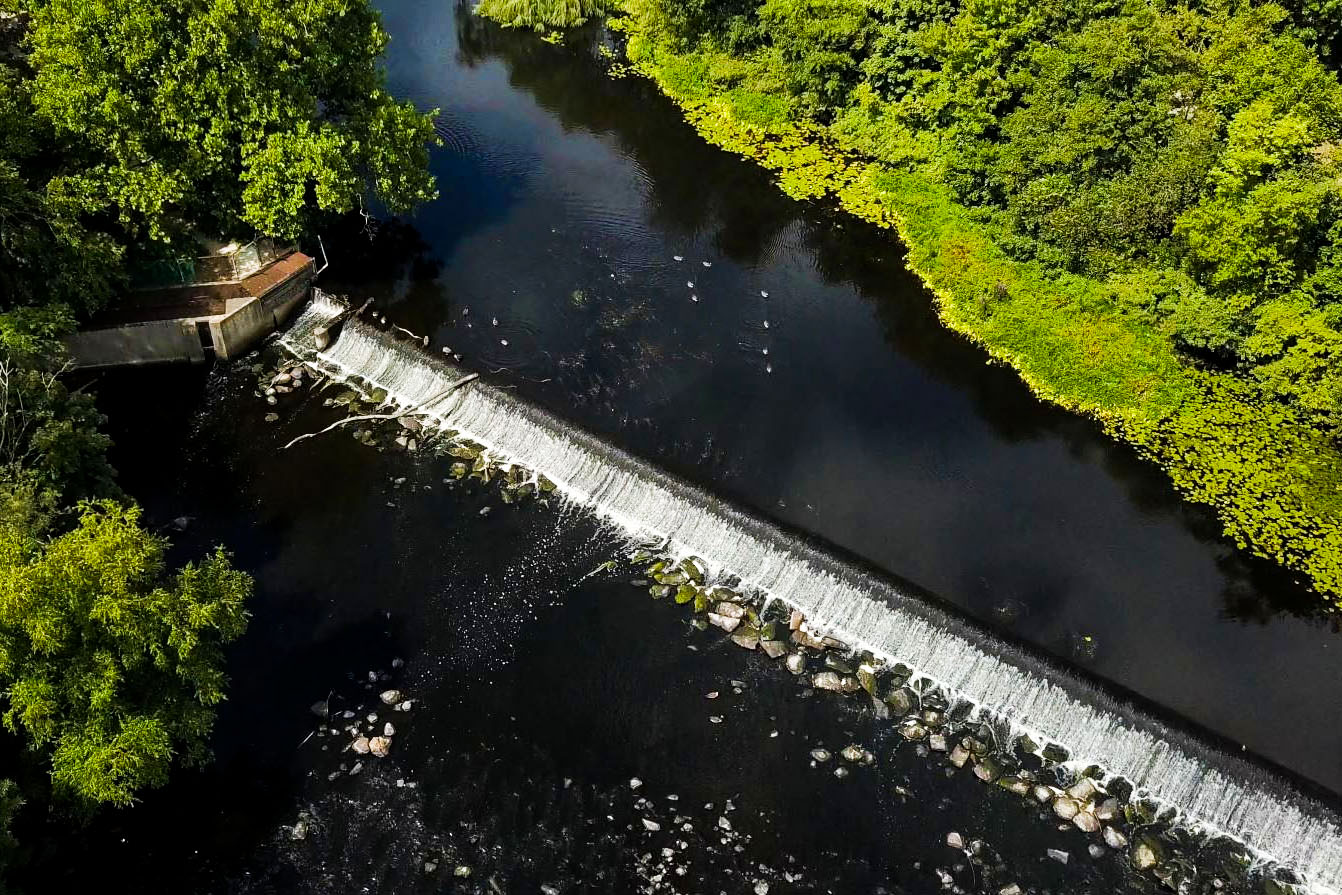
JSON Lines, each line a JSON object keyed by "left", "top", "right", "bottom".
{"left": 625, "top": 0, "right": 1342, "bottom": 432}
{"left": 476, "top": 0, "right": 611, "bottom": 30}
{"left": 0, "top": 498, "right": 251, "bottom": 808}
{"left": 0, "top": 0, "right": 437, "bottom": 312}
{"left": 0, "top": 0, "right": 433, "bottom": 859}
{"left": 613, "top": 0, "right": 1342, "bottom": 599}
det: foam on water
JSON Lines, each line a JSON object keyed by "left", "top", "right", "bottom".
{"left": 281, "top": 292, "right": 1342, "bottom": 893}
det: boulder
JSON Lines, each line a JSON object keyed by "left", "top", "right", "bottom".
{"left": 1131, "top": 835, "right": 1163, "bottom": 870}
{"left": 379, "top": 689, "right": 404, "bottom": 705}
{"left": 760, "top": 640, "right": 788, "bottom": 659}
{"left": 785, "top": 652, "right": 806, "bottom": 675}
{"left": 812, "top": 672, "right": 845, "bottom": 692}
{"left": 1072, "top": 810, "right": 1100, "bottom": 833}
{"left": 351, "top": 737, "right": 371, "bottom": 755}
{"left": 731, "top": 629, "right": 760, "bottom": 650}
{"left": 1102, "top": 826, "right": 1128, "bottom": 849}
{"left": 368, "top": 736, "right": 392, "bottom": 757}
{"left": 707, "top": 612, "right": 741, "bottom": 633}
{"left": 1052, "top": 797, "right": 1081, "bottom": 820}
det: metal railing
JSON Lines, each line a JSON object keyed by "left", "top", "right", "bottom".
{"left": 131, "top": 239, "right": 297, "bottom": 290}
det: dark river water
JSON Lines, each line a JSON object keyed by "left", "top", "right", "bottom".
{"left": 37, "top": 1, "right": 1342, "bottom": 891}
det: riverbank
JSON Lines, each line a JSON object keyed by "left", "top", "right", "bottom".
{"left": 603, "top": 11, "right": 1342, "bottom": 605}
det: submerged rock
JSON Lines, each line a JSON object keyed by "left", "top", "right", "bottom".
{"left": 1102, "top": 826, "right": 1128, "bottom": 849}
{"left": 351, "top": 737, "right": 370, "bottom": 755}
{"left": 840, "top": 745, "right": 865, "bottom": 762}
{"left": 785, "top": 652, "right": 806, "bottom": 675}
{"left": 379, "top": 689, "right": 404, "bottom": 705}
{"left": 368, "top": 736, "right": 392, "bottom": 757}
{"left": 810, "top": 748, "right": 832, "bottom": 763}
{"left": 760, "top": 640, "right": 788, "bottom": 659}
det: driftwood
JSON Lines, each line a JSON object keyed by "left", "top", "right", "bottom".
{"left": 281, "top": 374, "right": 479, "bottom": 451}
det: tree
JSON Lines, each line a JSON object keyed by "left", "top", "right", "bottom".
{"left": 0, "top": 498, "right": 251, "bottom": 809}
{"left": 475, "top": 0, "right": 611, "bottom": 31}
{"left": 18, "top": 0, "right": 438, "bottom": 245}
{"left": 0, "top": 310, "right": 115, "bottom": 506}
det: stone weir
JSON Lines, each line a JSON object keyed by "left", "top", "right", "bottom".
{"left": 280, "top": 292, "right": 1342, "bottom": 894}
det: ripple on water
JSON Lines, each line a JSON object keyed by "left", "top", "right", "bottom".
{"left": 467, "top": 316, "right": 547, "bottom": 372}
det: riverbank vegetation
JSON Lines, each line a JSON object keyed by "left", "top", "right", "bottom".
{"left": 0, "top": 0, "right": 437, "bottom": 882}
{"left": 572, "top": 0, "right": 1342, "bottom": 602}
{"left": 476, "top": 0, "right": 610, "bottom": 30}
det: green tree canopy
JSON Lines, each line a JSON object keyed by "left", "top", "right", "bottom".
{"left": 18, "top": 0, "right": 438, "bottom": 246}
{"left": 0, "top": 498, "right": 251, "bottom": 808}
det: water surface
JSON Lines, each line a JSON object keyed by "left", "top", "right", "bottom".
{"left": 309, "top": 0, "right": 1342, "bottom": 792}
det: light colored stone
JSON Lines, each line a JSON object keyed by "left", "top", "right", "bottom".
{"left": 812, "top": 671, "right": 844, "bottom": 692}
{"left": 368, "top": 736, "right": 391, "bottom": 757}
{"left": 379, "top": 689, "right": 404, "bottom": 705}
{"left": 1053, "top": 797, "right": 1081, "bottom": 820}
{"left": 351, "top": 736, "right": 370, "bottom": 755}
{"left": 707, "top": 612, "right": 741, "bottom": 633}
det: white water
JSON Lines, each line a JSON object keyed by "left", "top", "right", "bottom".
{"left": 282, "top": 292, "right": 1342, "bottom": 892}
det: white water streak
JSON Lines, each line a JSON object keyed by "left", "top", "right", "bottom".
{"left": 281, "top": 293, "right": 1342, "bottom": 893}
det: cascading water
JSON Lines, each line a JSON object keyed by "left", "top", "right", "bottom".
{"left": 281, "top": 291, "right": 1342, "bottom": 893}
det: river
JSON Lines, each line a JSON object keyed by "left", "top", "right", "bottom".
{"left": 45, "top": 1, "right": 1342, "bottom": 892}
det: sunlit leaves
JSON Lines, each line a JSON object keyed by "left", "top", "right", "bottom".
{"left": 0, "top": 500, "right": 252, "bottom": 807}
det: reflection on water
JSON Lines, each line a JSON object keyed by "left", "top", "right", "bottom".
{"left": 308, "top": 0, "right": 1342, "bottom": 792}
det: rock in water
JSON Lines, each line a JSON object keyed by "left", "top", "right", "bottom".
{"left": 760, "top": 640, "right": 788, "bottom": 659}
{"left": 1131, "top": 835, "right": 1163, "bottom": 870}
{"left": 811, "top": 672, "right": 844, "bottom": 692}
{"left": 1103, "top": 826, "right": 1128, "bottom": 849}
{"left": 785, "top": 652, "right": 806, "bottom": 675}
{"left": 707, "top": 612, "right": 741, "bottom": 633}
{"left": 368, "top": 736, "right": 392, "bottom": 757}
{"left": 1052, "top": 797, "right": 1081, "bottom": 820}
{"left": 379, "top": 689, "right": 403, "bottom": 705}
{"left": 310, "top": 700, "right": 330, "bottom": 718}
{"left": 351, "top": 737, "right": 370, "bottom": 755}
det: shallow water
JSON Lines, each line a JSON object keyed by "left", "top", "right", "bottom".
{"left": 308, "top": 1, "right": 1342, "bottom": 793}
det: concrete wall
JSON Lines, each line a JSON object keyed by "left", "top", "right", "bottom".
{"left": 210, "top": 300, "right": 268, "bottom": 361}
{"left": 66, "top": 319, "right": 204, "bottom": 369}
{"left": 67, "top": 253, "right": 316, "bottom": 368}
{"left": 261, "top": 264, "right": 313, "bottom": 326}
